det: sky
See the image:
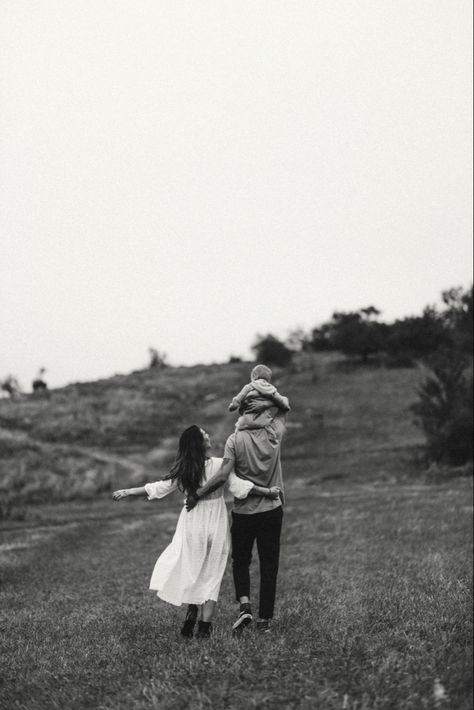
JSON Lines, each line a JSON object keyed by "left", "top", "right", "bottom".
{"left": 1, "top": 0, "right": 472, "bottom": 389}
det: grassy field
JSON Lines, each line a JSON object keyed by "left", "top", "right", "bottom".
{"left": 0, "top": 356, "right": 472, "bottom": 708}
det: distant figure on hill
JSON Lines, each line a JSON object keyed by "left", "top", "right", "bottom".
{"left": 187, "top": 364, "right": 289, "bottom": 635}
{"left": 148, "top": 348, "right": 167, "bottom": 369}
{"left": 112, "top": 425, "right": 280, "bottom": 639}
{"left": 32, "top": 368, "right": 48, "bottom": 396}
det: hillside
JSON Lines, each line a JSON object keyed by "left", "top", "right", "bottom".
{"left": 0, "top": 354, "right": 426, "bottom": 507}
{"left": 1, "top": 354, "right": 472, "bottom": 709}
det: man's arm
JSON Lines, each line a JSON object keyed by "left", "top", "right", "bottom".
{"left": 185, "top": 458, "right": 234, "bottom": 510}
{"left": 197, "top": 457, "right": 234, "bottom": 497}
{"left": 228, "top": 472, "right": 280, "bottom": 500}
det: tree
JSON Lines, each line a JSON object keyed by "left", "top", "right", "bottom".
{"left": 285, "top": 327, "right": 310, "bottom": 352}
{"left": 385, "top": 308, "right": 451, "bottom": 366}
{"left": 440, "top": 285, "right": 473, "bottom": 353}
{"left": 411, "top": 348, "right": 473, "bottom": 465}
{"left": 311, "top": 307, "right": 387, "bottom": 361}
{"left": 252, "top": 334, "right": 293, "bottom": 368}
{"left": 1, "top": 375, "right": 21, "bottom": 399}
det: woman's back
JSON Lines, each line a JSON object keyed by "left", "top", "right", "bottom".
{"left": 199, "top": 457, "right": 224, "bottom": 500}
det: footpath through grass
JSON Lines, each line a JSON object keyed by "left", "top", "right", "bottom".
{"left": 1, "top": 477, "right": 472, "bottom": 710}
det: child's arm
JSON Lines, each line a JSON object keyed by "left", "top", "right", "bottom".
{"left": 268, "top": 391, "right": 291, "bottom": 412}
{"left": 228, "top": 383, "right": 253, "bottom": 411}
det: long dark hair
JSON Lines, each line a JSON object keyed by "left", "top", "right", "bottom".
{"left": 162, "top": 425, "right": 206, "bottom": 496}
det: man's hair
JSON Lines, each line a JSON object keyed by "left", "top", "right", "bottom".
{"left": 251, "top": 364, "right": 272, "bottom": 382}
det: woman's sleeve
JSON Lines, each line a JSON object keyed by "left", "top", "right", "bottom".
{"left": 144, "top": 479, "right": 178, "bottom": 500}
{"left": 227, "top": 472, "right": 254, "bottom": 499}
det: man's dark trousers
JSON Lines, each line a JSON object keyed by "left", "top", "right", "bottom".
{"left": 231, "top": 506, "right": 283, "bottom": 620}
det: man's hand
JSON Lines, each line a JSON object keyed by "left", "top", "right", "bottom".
{"left": 267, "top": 486, "right": 281, "bottom": 500}
{"left": 185, "top": 493, "right": 199, "bottom": 511}
{"left": 242, "top": 399, "right": 271, "bottom": 415}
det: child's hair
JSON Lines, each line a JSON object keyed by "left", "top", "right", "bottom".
{"left": 162, "top": 425, "right": 206, "bottom": 496}
{"left": 251, "top": 364, "right": 272, "bottom": 382}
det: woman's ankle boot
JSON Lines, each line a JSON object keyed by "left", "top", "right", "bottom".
{"left": 180, "top": 604, "right": 198, "bottom": 638}
{"left": 196, "top": 620, "right": 212, "bottom": 639}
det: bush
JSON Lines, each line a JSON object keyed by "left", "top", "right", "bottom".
{"left": 251, "top": 334, "right": 293, "bottom": 368}
{"left": 311, "top": 307, "right": 387, "bottom": 361}
{"left": 440, "top": 285, "right": 473, "bottom": 354}
{"left": 411, "top": 348, "right": 473, "bottom": 465}
{"left": 384, "top": 308, "right": 451, "bottom": 366}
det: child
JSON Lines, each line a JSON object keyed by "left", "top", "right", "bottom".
{"left": 229, "top": 364, "right": 290, "bottom": 430}
{"left": 112, "top": 425, "right": 280, "bottom": 639}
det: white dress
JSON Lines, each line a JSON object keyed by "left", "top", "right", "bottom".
{"left": 145, "top": 457, "right": 252, "bottom": 606}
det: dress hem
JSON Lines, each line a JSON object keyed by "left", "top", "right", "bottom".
{"left": 152, "top": 590, "right": 220, "bottom": 606}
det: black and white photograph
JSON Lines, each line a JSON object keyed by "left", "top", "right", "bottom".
{"left": 0, "top": 1, "right": 472, "bottom": 708}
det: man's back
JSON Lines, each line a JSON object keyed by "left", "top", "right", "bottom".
{"left": 224, "top": 409, "right": 287, "bottom": 514}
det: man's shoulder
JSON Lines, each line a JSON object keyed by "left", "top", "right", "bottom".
{"left": 224, "top": 432, "right": 236, "bottom": 451}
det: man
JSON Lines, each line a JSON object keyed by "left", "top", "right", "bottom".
{"left": 186, "top": 397, "right": 288, "bottom": 634}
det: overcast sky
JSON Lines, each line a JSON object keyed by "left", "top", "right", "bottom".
{"left": 1, "top": 0, "right": 472, "bottom": 389}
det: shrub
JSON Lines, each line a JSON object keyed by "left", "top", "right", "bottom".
{"left": 311, "top": 307, "right": 387, "bottom": 362}
{"left": 251, "top": 334, "right": 293, "bottom": 368}
{"left": 384, "top": 308, "right": 451, "bottom": 366}
{"left": 1, "top": 375, "right": 21, "bottom": 398}
{"left": 411, "top": 348, "right": 473, "bottom": 465}
{"left": 440, "top": 285, "right": 473, "bottom": 354}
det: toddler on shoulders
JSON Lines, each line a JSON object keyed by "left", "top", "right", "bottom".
{"left": 229, "top": 364, "right": 290, "bottom": 430}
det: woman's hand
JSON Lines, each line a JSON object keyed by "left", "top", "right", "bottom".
{"left": 267, "top": 486, "right": 281, "bottom": 500}
{"left": 113, "top": 489, "right": 129, "bottom": 501}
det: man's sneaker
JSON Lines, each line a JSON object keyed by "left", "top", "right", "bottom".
{"left": 256, "top": 619, "right": 271, "bottom": 633}
{"left": 232, "top": 605, "right": 253, "bottom": 633}
{"left": 196, "top": 620, "right": 212, "bottom": 639}
{"left": 180, "top": 604, "right": 198, "bottom": 638}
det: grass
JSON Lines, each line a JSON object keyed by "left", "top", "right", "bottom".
{"left": 0, "top": 478, "right": 472, "bottom": 709}
{"left": 0, "top": 355, "right": 472, "bottom": 708}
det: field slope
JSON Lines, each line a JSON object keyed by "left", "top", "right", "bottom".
{"left": 0, "top": 357, "right": 472, "bottom": 709}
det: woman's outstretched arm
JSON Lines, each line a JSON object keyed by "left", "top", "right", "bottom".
{"left": 113, "top": 487, "right": 146, "bottom": 500}
{"left": 114, "top": 478, "right": 177, "bottom": 501}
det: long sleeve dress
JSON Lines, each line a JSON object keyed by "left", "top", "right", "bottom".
{"left": 145, "top": 456, "right": 252, "bottom": 606}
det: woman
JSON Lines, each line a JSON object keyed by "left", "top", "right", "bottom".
{"left": 113, "top": 425, "right": 280, "bottom": 639}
